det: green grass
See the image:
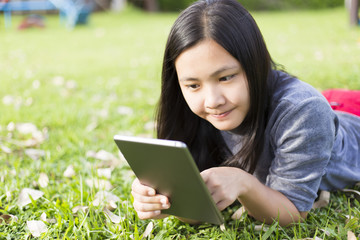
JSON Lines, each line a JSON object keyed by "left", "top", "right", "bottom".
{"left": 0, "top": 6, "right": 360, "bottom": 239}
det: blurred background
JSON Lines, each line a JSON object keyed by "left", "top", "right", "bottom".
{"left": 0, "top": 0, "right": 359, "bottom": 238}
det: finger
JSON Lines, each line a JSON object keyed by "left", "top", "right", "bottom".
{"left": 200, "top": 169, "right": 211, "bottom": 183}
{"left": 133, "top": 199, "right": 170, "bottom": 212}
{"left": 132, "top": 178, "right": 156, "bottom": 196}
{"left": 132, "top": 191, "right": 170, "bottom": 206}
{"left": 137, "top": 210, "right": 162, "bottom": 220}
{"left": 216, "top": 199, "right": 232, "bottom": 211}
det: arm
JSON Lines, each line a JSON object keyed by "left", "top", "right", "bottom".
{"left": 201, "top": 167, "right": 308, "bottom": 226}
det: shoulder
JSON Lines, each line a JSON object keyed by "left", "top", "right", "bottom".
{"left": 266, "top": 70, "right": 338, "bottom": 142}
{"left": 268, "top": 70, "right": 326, "bottom": 108}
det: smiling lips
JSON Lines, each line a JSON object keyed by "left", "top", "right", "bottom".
{"left": 209, "top": 109, "right": 233, "bottom": 119}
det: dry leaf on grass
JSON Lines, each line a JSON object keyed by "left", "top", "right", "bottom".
{"left": 85, "top": 178, "right": 113, "bottom": 191}
{"left": 312, "top": 191, "right": 330, "bottom": 209}
{"left": 117, "top": 106, "right": 134, "bottom": 116}
{"left": 25, "top": 149, "right": 45, "bottom": 160}
{"left": 0, "top": 214, "right": 18, "bottom": 224}
{"left": 38, "top": 173, "right": 49, "bottom": 188}
{"left": 220, "top": 224, "right": 226, "bottom": 231}
{"left": 142, "top": 221, "right": 154, "bottom": 238}
{"left": 16, "top": 123, "right": 38, "bottom": 135}
{"left": 26, "top": 220, "right": 47, "bottom": 237}
{"left": 231, "top": 206, "right": 246, "bottom": 220}
{"left": 97, "top": 168, "right": 112, "bottom": 179}
{"left": 63, "top": 165, "right": 76, "bottom": 178}
{"left": 0, "top": 144, "right": 12, "bottom": 154}
{"left": 72, "top": 206, "right": 89, "bottom": 215}
{"left": 347, "top": 231, "right": 357, "bottom": 240}
{"left": 103, "top": 208, "right": 124, "bottom": 224}
{"left": 17, "top": 188, "right": 44, "bottom": 208}
{"left": 87, "top": 149, "right": 125, "bottom": 168}
{"left": 92, "top": 191, "right": 120, "bottom": 207}
{"left": 87, "top": 150, "right": 117, "bottom": 161}
{"left": 254, "top": 224, "right": 269, "bottom": 232}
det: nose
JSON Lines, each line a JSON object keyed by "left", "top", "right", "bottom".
{"left": 204, "top": 85, "right": 225, "bottom": 109}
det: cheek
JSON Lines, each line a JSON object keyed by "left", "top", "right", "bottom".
{"left": 181, "top": 92, "right": 204, "bottom": 116}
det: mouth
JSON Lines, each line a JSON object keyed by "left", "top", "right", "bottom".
{"left": 209, "top": 109, "right": 232, "bottom": 119}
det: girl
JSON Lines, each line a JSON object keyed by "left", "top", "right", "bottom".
{"left": 131, "top": 0, "right": 360, "bottom": 226}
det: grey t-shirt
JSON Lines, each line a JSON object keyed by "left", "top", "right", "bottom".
{"left": 222, "top": 70, "right": 360, "bottom": 212}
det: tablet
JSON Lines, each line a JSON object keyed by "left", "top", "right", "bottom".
{"left": 114, "top": 135, "right": 224, "bottom": 225}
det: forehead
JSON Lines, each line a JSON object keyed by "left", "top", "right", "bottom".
{"left": 175, "top": 39, "right": 240, "bottom": 77}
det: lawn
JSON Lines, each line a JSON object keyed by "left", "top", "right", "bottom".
{"left": 0, "top": 5, "right": 360, "bottom": 239}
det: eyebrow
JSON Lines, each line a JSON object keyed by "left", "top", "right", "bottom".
{"left": 179, "top": 65, "right": 240, "bottom": 82}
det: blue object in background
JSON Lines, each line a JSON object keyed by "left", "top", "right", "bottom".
{"left": 0, "top": 0, "right": 95, "bottom": 29}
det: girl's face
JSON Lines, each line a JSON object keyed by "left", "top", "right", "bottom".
{"left": 175, "top": 39, "right": 250, "bottom": 132}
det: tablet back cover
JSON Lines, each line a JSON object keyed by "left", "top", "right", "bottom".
{"left": 114, "top": 135, "right": 223, "bottom": 225}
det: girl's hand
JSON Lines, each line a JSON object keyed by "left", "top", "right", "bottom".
{"left": 201, "top": 167, "right": 248, "bottom": 211}
{"left": 131, "top": 178, "right": 170, "bottom": 220}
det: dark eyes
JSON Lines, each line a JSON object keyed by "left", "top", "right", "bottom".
{"left": 187, "top": 84, "right": 200, "bottom": 89}
{"left": 219, "top": 74, "right": 236, "bottom": 81}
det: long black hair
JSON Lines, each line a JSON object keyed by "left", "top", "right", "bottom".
{"left": 156, "top": 0, "right": 273, "bottom": 173}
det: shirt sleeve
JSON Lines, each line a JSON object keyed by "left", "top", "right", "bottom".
{"left": 266, "top": 97, "right": 337, "bottom": 212}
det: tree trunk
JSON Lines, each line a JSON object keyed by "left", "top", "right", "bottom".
{"left": 349, "top": 0, "right": 359, "bottom": 26}
{"left": 144, "top": 0, "right": 158, "bottom": 12}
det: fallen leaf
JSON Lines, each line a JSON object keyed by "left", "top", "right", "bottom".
{"left": 39, "top": 213, "right": 57, "bottom": 225}
{"left": 16, "top": 123, "right": 38, "bottom": 135}
{"left": 0, "top": 144, "right": 12, "bottom": 154}
{"left": 220, "top": 224, "right": 226, "bottom": 231}
{"left": 26, "top": 220, "right": 47, "bottom": 237}
{"left": 38, "top": 173, "right": 49, "bottom": 188}
{"left": 65, "top": 80, "right": 77, "bottom": 89}
{"left": 72, "top": 205, "right": 89, "bottom": 214}
{"left": 231, "top": 206, "right": 246, "bottom": 220}
{"left": 87, "top": 150, "right": 117, "bottom": 161}
{"left": 312, "top": 191, "right": 330, "bottom": 209}
{"left": 25, "top": 149, "right": 45, "bottom": 160}
{"left": 7, "top": 122, "right": 15, "bottom": 132}
{"left": 63, "top": 165, "right": 75, "bottom": 178}
{"left": 85, "top": 121, "right": 98, "bottom": 132}
{"left": 106, "top": 200, "right": 118, "bottom": 211}
{"left": 117, "top": 106, "right": 134, "bottom": 116}
{"left": 0, "top": 214, "right": 18, "bottom": 224}
{"left": 103, "top": 208, "right": 124, "bottom": 224}
{"left": 97, "top": 168, "right": 112, "bottom": 179}
{"left": 32, "top": 80, "right": 40, "bottom": 89}
{"left": 86, "top": 178, "right": 113, "bottom": 190}
{"left": 347, "top": 231, "right": 357, "bottom": 240}
{"left": 254, "top": 224, "right": 268, "bottom": 232}
{"left": 142, "top": 221, "right": 154, "bottom": 238}
{"left": 52, "top": 76, "right": 65, "bottom": 86}
{"left": 92, "top": 191, "right": 120, "bottom": 207}
{"left": 40, "top": 212, "right": 47, "bottom": 222}
{"left": 2, "top": 95, "right": 15, "bottom": 105}
{"left": 6, "top": 190, "right": 11, "bottom": 200}
{"left": 88, "top": 149, "right": 124, "bottom": 168}
{"left": 18, "top": 188, "right": 44, "bottom": 208}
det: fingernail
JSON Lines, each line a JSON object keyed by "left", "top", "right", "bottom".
{"left": 160, "top": 198, "right": 167, "bottom": 204}
{"left": 162, "top": 204, "right": 170, "bottom": 209}
{"left": 148, "top": 190, "right": 155, "bottom": 196}
{"left": 154, "top": 210, "right": 161, "bottom": 215}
